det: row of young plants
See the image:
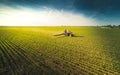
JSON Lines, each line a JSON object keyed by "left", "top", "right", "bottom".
{"left": 0, "top": 27, "right": 120, "bottom": 75}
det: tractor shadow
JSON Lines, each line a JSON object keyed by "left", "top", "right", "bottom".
{"left": 73, "top": 35, "right": 84, "bottom": 37}
{"left": 54, "top": 35, "right": 84, "bottom": 38}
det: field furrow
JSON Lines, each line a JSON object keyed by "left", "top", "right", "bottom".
{"left": 0, "top": 38, "right": 62, "bottom": 75}
{"left": 0, "top": 40, "right": 17, "bottom": 75}
{"left": 0, "top": 27, "right": 120, "bottom": 75}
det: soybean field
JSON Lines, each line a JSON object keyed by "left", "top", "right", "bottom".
{"left": 0, "top": 26, "right": 120, "bottom": 75}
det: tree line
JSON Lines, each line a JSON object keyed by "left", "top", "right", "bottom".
{"left": 100, "top": 25, "right": 120, "bottom": 29}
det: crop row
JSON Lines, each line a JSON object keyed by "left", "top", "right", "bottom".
{"left": 0, "top": 38, "right": 61, "bottom": 75}
{"left": 0, "top": 27, "right": 119, "bottom": 75}
{"left": 6, "top": 38, "right": 119, "bottom": 75}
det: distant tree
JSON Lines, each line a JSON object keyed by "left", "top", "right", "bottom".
{"left": 118, "top": 25, "right": 120, "bottom": 29}
{"left": 113, "top": 25, "right": 116, "bottom": 28}
{"left": 106, "top": 25, "right": 113, "bottom": 28}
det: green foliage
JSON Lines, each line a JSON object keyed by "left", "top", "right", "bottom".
{"left": 0, "top": 26, "right": 120, "bottom": 75}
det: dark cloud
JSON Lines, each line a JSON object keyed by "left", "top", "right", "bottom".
{"left": 0, "top": 0, "right": 120, "bottom": 24}
{"left": 1, "top": 0, "right": 120, "bottom": 13}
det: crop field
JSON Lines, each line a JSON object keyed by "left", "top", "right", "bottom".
{"left": 0, "top": 26, "right": 120, "bottom": 75}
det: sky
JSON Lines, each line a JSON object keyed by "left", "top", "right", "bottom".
{"left": 0, "top": 0, "right": 120, "bottom": 26}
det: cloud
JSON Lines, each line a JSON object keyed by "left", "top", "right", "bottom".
{"left": 0, "top": 6, "right": 96, "bottom": 26}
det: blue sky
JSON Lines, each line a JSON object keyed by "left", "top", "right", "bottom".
{"left": 0, "top": 0, "right": 120, "bottom": 26}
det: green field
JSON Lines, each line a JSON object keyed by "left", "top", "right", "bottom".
{"left": 0, "top": 26, "right": 120, "bottom": 75}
